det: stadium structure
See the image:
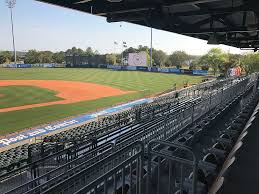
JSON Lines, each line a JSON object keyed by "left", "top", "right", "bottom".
{"left": 1, "top": 0, "right": 259, "bottom": 194}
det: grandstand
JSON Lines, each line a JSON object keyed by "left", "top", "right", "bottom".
{"left": 1, "top": 74, "right": 259, "bottom": 194}
{"left": 2, "top": 0, "right": 259, "bottom": 194}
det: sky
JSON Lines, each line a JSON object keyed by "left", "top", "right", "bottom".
{"left": 0, "top": 0, "right": 244, "bottom": 55}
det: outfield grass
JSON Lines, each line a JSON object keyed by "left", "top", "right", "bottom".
{"left": 0, "top": 85, "right": 62, "bottom": 109}
{"left": 0, "top": 68, "right": 203, "bottom": 135}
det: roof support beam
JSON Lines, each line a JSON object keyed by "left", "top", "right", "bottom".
{"left": 182, "top": 27, "right": 259, "bottom": 34}
{"left": 94, "top": 0, "right": 223, "bottom": 16}
{"left": 173, "top": 5, "right": 259, "bottom": 17}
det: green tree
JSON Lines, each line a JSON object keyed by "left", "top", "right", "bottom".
{"left": 105, "top": 54, "right": 117, "bottom": 65}
{"left": 240, "top": 53, "right": 259, "bottom": 74}
{"left": 24, "top": 50, "right": 40, "bottom": 64}
{"left": 85, "top": 47, "right": 95, "bottom": 57}
{"left": 39, "top": 51, "right": 53, "bottom": 63}
{"left": 53, "top": 51, "right": 65, "bottom": 63}
{"left": 220, "top": 53, "right": 241, "bottom": 75}
{"left": 122, "top": 47, "right": 138, "bottom": 58}
{"left": 168, "top": 51, "right": 189, "bottom": 68}
{"left": 0, "top": 51, "right": 12, "bottom": 64}
{"left": 66, "top": 47, "right": 85, "bottom": 56}
{"left": 152, "top": 49, "right": 168, "bottom": 67}
{"left": 137, "top": 45, "right": 150, "bottom": 53}
{"left": 199, "top": 48, "right": 227, "bottom": 75}
{"left": 189, "top": 59, "right": 200, "bottom": 70}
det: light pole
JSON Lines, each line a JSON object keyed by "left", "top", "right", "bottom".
{"left": 121, "top": 42, "right": 127, "bottom": 66}
{"left": 6, "top": 0, "right": 17, "bottom": 64}
{"left": 114, "top": 41, "right": 118, "bottom": 54}
{"left": 150, "top": 27, "right": 153, "bottom": 67}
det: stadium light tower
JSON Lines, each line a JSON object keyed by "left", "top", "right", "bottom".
{"left": 121, "top": 42, "right": 127, "bottom": 66}
{"left": 6, "top": 0, "right": 17, "bottom": 64}
{"left": 150, "top": 27, "right": 153, "bottom": 67}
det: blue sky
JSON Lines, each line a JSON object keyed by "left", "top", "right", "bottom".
{"left": 1, "top": 0, "right": 243, "bottom": 55}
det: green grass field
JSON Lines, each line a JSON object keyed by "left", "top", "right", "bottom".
{"left": 0, "top": 68, "right": 203, "bottom": 135}
{"left": 0, "top": 85, "right": 62, "bottom": 109}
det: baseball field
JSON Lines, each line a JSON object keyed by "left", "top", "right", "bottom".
{"left": 0, "top": 68, "right": 204, "bottom": 135}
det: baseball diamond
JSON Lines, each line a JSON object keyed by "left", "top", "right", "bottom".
{"left": 0, "top": 68, "right": 203, "bottom": 135}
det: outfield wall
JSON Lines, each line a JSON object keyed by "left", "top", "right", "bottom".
{"left": 2, "top": 63, "right": 65, "bottom": 68}
{"left": 2, "top": 63, "right": 208, "bottom": 75}
{"left": 70, "top": 64, "right": 208, "bottom": 76}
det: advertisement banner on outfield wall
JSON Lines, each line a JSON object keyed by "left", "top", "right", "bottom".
{"left": 193, "top": 70, "right": 208, "bottom": 75}
{"left": 168, "top": 68, "right": 181, "bottom": 73}
{"left": 126, "top": 66, "right": 137, "bottom": 71}
{"left": 149, "top": 67, "right": 158, "bottom": 72}
{"left": 17, "top": 64, "right": 32, "bottom": 68}
{"left": 107, "top": 64, "right": 114, "bottom": 69}
{"left": 6, "top": 64, "right": 17, "bottom": 68}
{"left": 43, "top": 64, "right": 54, "bottom": 68}
{"left": 112, "top": 65, "right": 122, "bottom": 70}
{"left": 159, "top": 68, "right": 169, "bottom": 73}
{"left": 136, "top": 66, "right": 148, "bottom": 71}
{"left": 99, "top": 64, "right": 107, "bottom": 68}
{"left": 120, "top": 66, "right": 128, "bottom": 71}
{"left": 180, "top": 69, "right": 193, "bottom": 74}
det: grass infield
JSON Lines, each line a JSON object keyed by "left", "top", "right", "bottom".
{"left": 0, "top": 85, "right": 62, "bottom": 109}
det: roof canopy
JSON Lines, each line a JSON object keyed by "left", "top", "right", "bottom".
{"left": 37, "top": 0, "right": 259, "bottom": 50}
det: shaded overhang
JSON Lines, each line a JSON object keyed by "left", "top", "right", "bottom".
{"left": 37, "top": 0, "right": 259, "bottom": 50}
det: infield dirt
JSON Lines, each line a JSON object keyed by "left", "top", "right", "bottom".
{"left": 0, "top": 80, "right": 133, "bottom": 112}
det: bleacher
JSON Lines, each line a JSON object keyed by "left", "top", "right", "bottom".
{"left": 0, "top": 75, "right": 258, "bottom": 194}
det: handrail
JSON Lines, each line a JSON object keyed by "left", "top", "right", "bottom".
{"left": 147, "top": 140, "right": 198, "bottom": 194}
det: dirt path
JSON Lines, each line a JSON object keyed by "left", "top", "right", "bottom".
{"left": 0, "top": 80, "right": 133, "bottom": 112}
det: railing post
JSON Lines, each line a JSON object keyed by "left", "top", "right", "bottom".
{"left": 147, "top": 140, "right": 198, "bottom": 194}
{"left": 191, "top": 102, "right": 195, "bottom": 124}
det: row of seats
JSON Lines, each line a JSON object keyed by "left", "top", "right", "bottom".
{"left": 211, "top": 90, "right": 259, "bottom": 194}
{"left": 44, "top": 92, "right": 184, "bottom": 144}
{"left": 0, "top": 78, "right": 243, "bottom": 182}
{"left": 0, "top": 144, "right": 29, "bottom": 175}
{"left": 0, "top": 88, "right": 189, "bottom": 178}
{"left": 181, "top": 90, "right": 259, "bottom": 194}
{"left": 147, "top": 85, "right": 244, "bottom": 194}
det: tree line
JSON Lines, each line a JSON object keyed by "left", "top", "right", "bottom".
{"left": 1, "top": 46, "right": 259, "bottom": 74}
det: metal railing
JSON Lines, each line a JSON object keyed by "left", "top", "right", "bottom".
{"left": 41, "top": 141, "right": 145, "bottom": 194}
{"left": 147, "top": 140, "right": 198, "bottom": 194}
{"left": 0, "top": 76, "right": 250, "bottom": 194}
